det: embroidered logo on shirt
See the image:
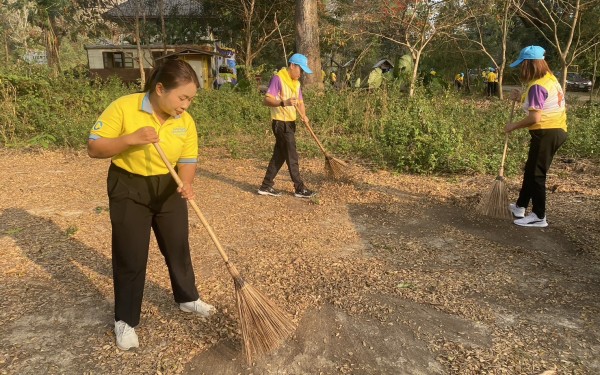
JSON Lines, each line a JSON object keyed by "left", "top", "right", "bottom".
{"left": 92, "top": 121, "right": 103, "bottom": 131}
{"left": 172, "top": 127, "right": 187, "bottom": 137}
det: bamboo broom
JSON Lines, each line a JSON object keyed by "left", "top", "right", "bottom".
{"left": 295, "top": 110, "right": 349, "bottom": 179}
{"left": 476, "top": 100, "right": 517, "bottom": 219}
{"left": 153, "top": 143, "right": 296, "bottom": 364}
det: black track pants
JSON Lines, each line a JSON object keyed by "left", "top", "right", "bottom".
{"left": 260, "top": 120, "right": 305, "bottom": 191}
{"left": 516, "top": 129, "right": 567, "bottom": 219}
{"left": 107, "top": 164, "right": 199, "bottom": 327}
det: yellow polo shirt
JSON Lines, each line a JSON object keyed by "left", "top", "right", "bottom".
{"left": 265, "top": 68, "right": 303, "bottom": 121}
{"left": 89, "top": 93, "right": 198, "bottom": 176}
{"left": 521, "top": 73, "right": 567, "bottom": 132}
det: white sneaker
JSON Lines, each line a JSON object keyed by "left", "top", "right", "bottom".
{"left": 514, "top": 213, "right": 548, "bottom": 228}
{"left": 114, "top": 320, "right": 139, "bottom": 351}
{"left": 509, "top": 203, "right": 526, "bottom": 218}
{"left": 179, "top": 298, "right": 216, "bottom": 317}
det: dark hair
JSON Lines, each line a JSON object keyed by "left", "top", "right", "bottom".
{"left": 143, "top": 59, "right": 200, "bottom": 92}
{"left": 520, "top": 59, "right": 551, "bottom": 83}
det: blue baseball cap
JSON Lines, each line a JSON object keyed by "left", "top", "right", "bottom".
{"left": 510, "top": 46, "right": 545, "bottom": 68}
{"left": 289, "top": 53, "right": 313, "bottom": 74}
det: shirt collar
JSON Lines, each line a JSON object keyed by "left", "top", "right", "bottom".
{"left": 141, "top": 92, "right": 182, "bottom": 119}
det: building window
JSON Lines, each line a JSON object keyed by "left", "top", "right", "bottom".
{"left": 152, "top": 51, "right": 164, "bottom": 63}
{"left": 103, "top": 52, "right": 134, "bottom": 68}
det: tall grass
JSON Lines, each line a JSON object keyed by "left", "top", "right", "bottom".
{"left": 1, "top": 65, "right": 598, "bottom": 175}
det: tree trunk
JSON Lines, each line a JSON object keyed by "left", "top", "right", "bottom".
{"left": 409, "top": 51, "right": 421, "bottom": 97}
{"left": 455, "top": 40, "right": 470, "bottom": 93}
{"left": 44, "top": 16, "right": 61, "bottom": 74}
{"left": 240, "top": 0, "right": 255, "bottom": 70}
{"left": 560, "top": 61, "right": 568, "bottom": 92}
{"left": 159, "top": 0, "right": 167, "bottom": 54}
{"left": 591, "top": 45, "right": 598, "bottom": 102}
{"left": 135, "top": 0, "right": 146, "bottom": 90}
{"left": 295, "top": 0, "right": 323, "bottom": 90}
{"left": 3, "top": 30, "right": 9, "bottom": 64}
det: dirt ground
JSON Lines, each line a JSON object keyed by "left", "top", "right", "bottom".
{"left": 0, "top": 148, "right": 599, "bottom": 375}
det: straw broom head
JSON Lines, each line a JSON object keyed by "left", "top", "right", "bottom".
{"left": 476, "top": 176, "right": 511, "bottom": 219}
{"left": 476, "top": 100, "right": 516, "bottom": 219}
{"left": 228, "top": 263, "right": 297, "bottom": 364}
{"left": 325, "top": 155, "right": 349, "bottom": 179}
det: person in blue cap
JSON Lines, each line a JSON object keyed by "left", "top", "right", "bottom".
{"left": 505, "top": 45, "right": 568, "bottom": 227}
{"left": 257, "top": 53, "right": 316, "bottom": 198}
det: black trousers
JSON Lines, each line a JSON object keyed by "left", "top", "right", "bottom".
{"left": 260, "top": 120, "right": 305, "bottom": 191}
{"left": 487, "top": 82, "right": 497, "bottom": 96}
{"left": 516, "top": 129, "right": 567, "bottom": 219}
{"left": 107, "top": 164, "right": 199, "bottom": 327}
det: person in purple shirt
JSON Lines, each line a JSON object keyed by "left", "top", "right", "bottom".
{"left": 505, "top": 46, "right": 567, "bottom": 228}
{"left": 257, "top": 53, "right": 316, "bottom": 198}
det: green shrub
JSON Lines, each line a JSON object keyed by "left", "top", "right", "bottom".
{"left": 1, "top": 64, "right": 597, "bottom": 176}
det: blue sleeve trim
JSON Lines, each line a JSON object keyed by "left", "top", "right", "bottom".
{"left": 88, "top": 134, "right": 102, "bottom": 140}
{"left": 177, "top": 158, "right": 198, "bottom": 164}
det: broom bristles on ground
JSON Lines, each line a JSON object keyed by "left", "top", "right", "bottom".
{"left": 325, "top": 156, "right": 348, "bottom": 179}
{"left": 229, "top": 265, "right": 296, "bottom": 364}
{"left": 476, "top": 176, "right": 511, "bottom": 219}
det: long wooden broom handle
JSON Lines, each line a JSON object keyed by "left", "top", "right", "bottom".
{"left": 499, "top": 100, "right": 517, "bottom": 177}
{"left": 153, "top": 142, "right": 230, "bottom": 264}
{"left": 293, "top": 103, "right": 330, "bottom": 157}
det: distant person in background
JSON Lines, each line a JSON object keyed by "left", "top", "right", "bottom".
{"left": 214, "top": 66, "right": 225, "bottom": 89}
{"left": 505, "top": 46, "right": 567, "bottom": 228}
{"left": 482, "top": 68, "right": 489, "bottom": 93}
{"left": 487, "top": 67, "right": 498, "bottom": 97}
{"left": 88, "top": 59, "right": 216, "bottom": 351}
{"left": 454, "top": 72, "right": 464, "bottom": 91}
{"left": 330, "top": 71, "right": 337, "bottom": 87}
{"left": 258, "top": 53, "right": 316, "bottom": 199}
{"left": 424, "top": 68, "right": 436, "bottom": 86}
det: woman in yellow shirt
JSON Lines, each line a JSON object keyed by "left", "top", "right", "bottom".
{"left": 88, "top": 59, "right": 215, "bottom": 350}
{"left": 505, "top": 46, "right": 567, "bottom": 228}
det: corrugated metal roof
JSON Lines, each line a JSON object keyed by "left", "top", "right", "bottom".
{"left": 104, "top": 0, "right": 203, "bottom": 19}
{"left": 155, "top": 48, "right": 223, "bottom": 60}
{"left": 373, "top": 59, "right": 394, "bottom": 69}
{"left": 85, "top": 44, "right": 213, "bottom": 50}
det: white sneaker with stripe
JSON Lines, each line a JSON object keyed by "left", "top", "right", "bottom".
{"left": 514, "top": 213, "right": 548, "bottom": 228}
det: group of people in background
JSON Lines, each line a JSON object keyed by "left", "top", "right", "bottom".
{"left": 87, "top": 46, "right": 566, "bottom": 351}
{"left": 452, "top": 67, "right": 498, "bottom": 95}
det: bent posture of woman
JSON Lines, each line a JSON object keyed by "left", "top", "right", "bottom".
{"left": 505, "top": 46, "right": 568, "bottom": 228}
{"left": 88, "top": 59, "right": 215, "bottom": 350}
